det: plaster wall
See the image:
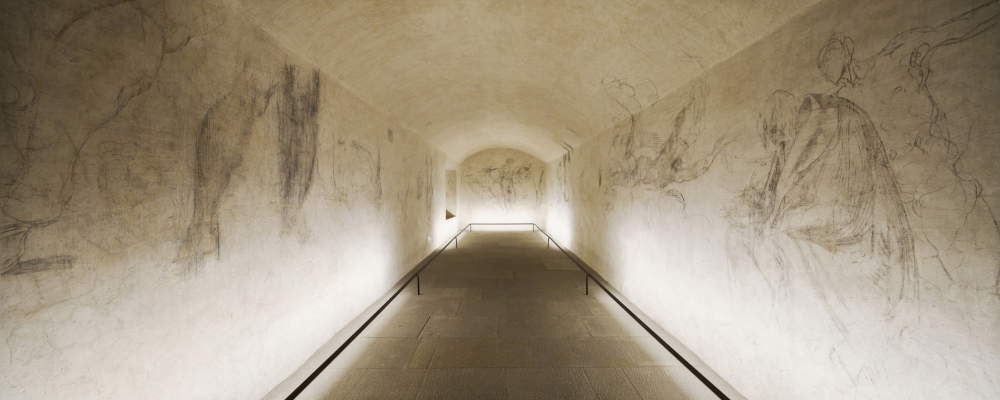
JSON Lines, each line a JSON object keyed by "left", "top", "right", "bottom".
{"left": 546, "top": 0, "right": 1000, "bottom": 398}
{"left": 445, "top": 170, "right": 457, "bottom": 217}
{"left": 0, "top": 1, "right": 449, "bottom": 398}
{"left": 458, "top": 149, "right": 547, "bottom": 226}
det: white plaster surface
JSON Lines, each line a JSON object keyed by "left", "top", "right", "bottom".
{"left": 3, "top": 0, "right": 1000, "bottom": 398}
{"left": 1, "top": 1, "right": 450, "bottom": 398}
{"left": 545, "top": 0, "right": 1000, "bottom": 398}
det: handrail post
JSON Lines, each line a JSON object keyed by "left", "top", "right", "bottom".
{"left": 417, "top": 273, "right": 422, "bottom": 295}
{"left": 585, "top": 274, "right": 589, "bottom": 295}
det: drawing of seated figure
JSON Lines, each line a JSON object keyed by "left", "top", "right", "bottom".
{"left": 1, "top": 3, "right": 164, "bottom": 275}
{"left": 746, "top": 90, "right": 918, "bottom": 332}
{"left": 816, "top": 0, "right": 1000, "bottom": 290}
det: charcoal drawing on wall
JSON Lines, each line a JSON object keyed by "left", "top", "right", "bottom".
{"left": 810, "top": 1, "right": 1000, "bottom": 293}
{"left": 735, "top": 90, "right": 918, "bottom": 332}
{"left": 459, "top": 148, "right": 546, "bottom": 223}
{"left": 550, "top": 1, "right": 1000, "bottom": 398}
{"left": 556, "top": 152, "right": 572, "bottom": 203}
{"left": 176, "top": 61, "right": 275, "bottom": 269}
{"left": 0, "top": 1, "right": 451, "bottom": 399}
{"left": 332, "top": 137, "right": 383, "bottom": 207}
{"left": 730, "top": 1, "right": 1000, "bottom": 330}
{"left": 277, "top": 65, "right": 320, "bottom": 232}
{"left": 601, "top": 81, "right": 729, "bottom": 210}
{"left": 467, "top": 159, "right": 532, "bottom": 209}
{"left": 1, "top": 1, "right": 173, "bottom": 275}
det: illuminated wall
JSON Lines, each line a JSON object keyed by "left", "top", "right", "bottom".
{"left": 458, "top": 148, "right": 547, "bottom": 225}
{"left": 0, "top": 1, "right": 449, "bottom": 398}
{"left": 445, "top": 170, "right": 458, "bottom": 217}
{"left": 546, "top": 0, "right": 1000, "bottom": 398}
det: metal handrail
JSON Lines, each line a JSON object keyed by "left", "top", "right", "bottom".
{"left": 283, "top": 223, "right": 473, "bottom": 399}
{"left": 525, "top": 222, "right": 731, "bottom": 400}
{"left": 285, "top": 221, "right": 731, "bottom": 400}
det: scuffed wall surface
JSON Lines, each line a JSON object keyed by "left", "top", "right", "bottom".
{"left": 459, "top": 149, "right": 546, "bottom": 225}
{"left": 548, "top": 0, "right": 1000, "bottom": 398}
{"left": 0, "top": 1, "right": 447, "bottom": 398}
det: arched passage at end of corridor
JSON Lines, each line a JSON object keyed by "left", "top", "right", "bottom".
{"left": 453, "top": 148, "right": 548, "bottom": 227}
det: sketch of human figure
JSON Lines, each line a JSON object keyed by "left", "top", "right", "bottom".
{"left": 277, "top": 65, "right": 321, "bottom": 232}
{"left": 602, "top": 81, "right": 728, "bottom": 208}
{"left": 480, "top": 159, "right": 533, "bottom": 209}
{"left": 461, "top": 156, "right": 538, "bottom": 211}
{"left": 816, "top": 0, "right": 1000, "bottom": 290}
{"left": 556, "top": 152, "right": 572, "bottom": 202}
{"left": 744, "top": 91, "right": 917, "bottom": 331}
{"left": 175, "top": 61, "right": 275, "bottom": 269}
{"left": 1, "top": 2, "right": 169, "bottom": 275}
{"left": 332, "top": 138, "right": 383, "bottom": 206}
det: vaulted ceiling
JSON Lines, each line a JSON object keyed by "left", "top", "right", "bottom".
{"left": 232, "top": 0, "right": 819, "bottom": 162}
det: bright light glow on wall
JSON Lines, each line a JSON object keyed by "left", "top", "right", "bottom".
{"left": 544, "top": 199, "right": 574, "bottom": 248}
{"left": 434, "top": 217, "right": 459, "bottom": 245}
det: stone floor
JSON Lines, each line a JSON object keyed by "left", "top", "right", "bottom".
{"left": 300, "top": 228, "right": 717, "bottom": 400}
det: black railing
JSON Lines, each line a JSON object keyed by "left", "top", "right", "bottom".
{"left": 523, "top": 223, "right": 733, "bottom": 400}
{"left": 283, "top": 223, "right": 473, "bottom": 399}
{"left": 284, "top": 222, "right": 733, "bottom": 400}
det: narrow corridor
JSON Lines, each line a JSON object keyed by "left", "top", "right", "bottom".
{"left": 298, "top": 227, "right": 717, "bottom": 399}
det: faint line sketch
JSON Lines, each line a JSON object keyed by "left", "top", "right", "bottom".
{"left": 816, "top": 0, "right": 1000, "bottom": 292}
{"left": 332, "top": 137, "right": 383, "bottom": 207}
{"left": 535, "top": 167, "right": 546, "bottom": 204}
{"left": 277, "top": 65, "right": 320, "bottom": 231}
{"left": 728, "top": 0, "right": 1000, "bottom": 332}
{"left": 601, "top": 76, "right": 659, "bottom": 118}
{"left": 1, "top": 1, "right": 174, "bottom": 275}
{"left": 421, "top": 153, "right": 434, "bottom": 210}
{"left": 739, "top": 91, "right": 917, "bottom": 331}
{"left": 465, "top": 158, "right": 535, "bottom": 210}
{"left": 175, "top": 60, "right": 275, "bottom": 269}
{"left": 601, "top": 81, "right": 729, "bottom": 209}
{"left": 89, "top": 139, "right": 178, "bottom": 252}
{"left": 556, "top": 152, "right": 572, "bottom": 202}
